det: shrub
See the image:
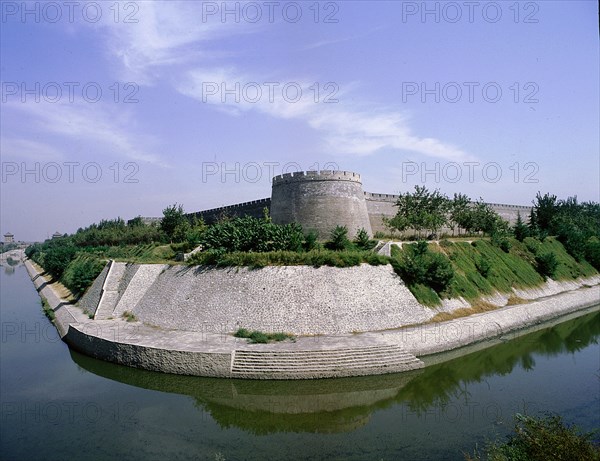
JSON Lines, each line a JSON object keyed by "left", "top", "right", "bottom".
{"left": 303, "top": 231, "right": 319, "bottom": 251}
{"left": 475, "top": 257, "right": 491, "bottom": 278}
{"left": 584, "top": 237, "right": 600, "bottom": 270}
{"left": 40, "top": 242, "right": 78, "bottom": 278}
{"left": 392, "top": 241, "right": 454, "bottom": 294}
{"left": 234, "top": 328, "right": 294, "bottom": 343}
{"left": 61, "top": 256, "right": 105, "bottom": 297}
{"left": 535, "top": 252, "right": 558, "bottom": 279}
{"left": 325, "top": 225, "right": 351, "bottom": 251}
{"left": 354, "top": 228, "right": 375, "bottom": 250}
{"left": 249, "top": 331, "right": 270, "bottom": 343}
{"left": 465, "top": 413, "right": 600, "bottom": 461}
{"left": 234, "top": 328, "right": 251, "bottom": 338}
{"left": 200, "top": 216, "right": 305, "bottom": 253}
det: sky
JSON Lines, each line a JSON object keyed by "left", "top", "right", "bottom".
{"left": 1, "top": 0, "right": 598, "bottom": 242}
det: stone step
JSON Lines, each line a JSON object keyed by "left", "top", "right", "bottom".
{"left": 232, "top": 352, "right": 415, "bottom": 362}
{"left": 232, "top": 354, "right": 419, "bottom": 364}
{"left": 233, "top": 345, "right": 404, "bottom": 356}
{"left": 232, "top": 355, "right": 419, "bottom": 365}
{"left": 231, "top": 362, "right": 417, "bottom": 371}
{"left": 231, "top": 345, "right": 423, "bottom": 378}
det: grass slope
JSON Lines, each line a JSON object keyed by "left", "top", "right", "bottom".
{"left": 392, "top": 237, "right": 597, "bottom": 306}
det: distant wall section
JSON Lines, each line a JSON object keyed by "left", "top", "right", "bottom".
{"left": 189, "top": 198, "right": 271, "bottom": 224}
{"left": 365, "top": 193, "right": 532, "bottom": 234}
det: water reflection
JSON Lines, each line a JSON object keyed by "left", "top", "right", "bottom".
{"left": 71, "top": 310, "right": 599, "bottom": 434}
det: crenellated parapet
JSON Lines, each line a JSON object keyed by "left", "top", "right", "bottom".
{"left": 189, "top": 198, "right": 271, "bottom": 224}
{"left": 273, "top": 170, "right": 362, "bottom": 186}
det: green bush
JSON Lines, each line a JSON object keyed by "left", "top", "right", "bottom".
{"left": 200, "top": 216, "right": 305, "bottom": 253}
{"left": 187, "top": 249, "right": 389, "bottom": 269}
{"left": 61, "top": 256, "right": 105, "bottom": 296}
{"left": 354, "top": 228, "right": 375, "bottom": 250}
{"left": 392, "top": 241, "right": 454, "bottom": 294}
{"left": 234, "top": 328, "right": 294, "bottom": 344}
{"left": 584, "top": 237, "right": 600, "bottom": 270}
{"left": 325, "top": 225, "right": 351, "bottom": 251}
{"left": 466, "top": 413, "right": 600, "bottom": 461}
{"left": 475, "top": 257, "right": 491, "bottom": 278}
{"left": 303, "top": 231, "right": 319, "bottom": 251}
{"left": 38, "top": 241, "right": 78, "bottom": 278}
{"left": 535, "top": 252, "right": 558, "bottom": 279}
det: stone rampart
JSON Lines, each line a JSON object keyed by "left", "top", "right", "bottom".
{"left": 185, "top": 172, "right": 532, "bottom": 237}
{"left": 271, "top": 170, "right": 373, "bottom": 238}
{"left": 189, "top": 198, "right": 271, "bottom": 224}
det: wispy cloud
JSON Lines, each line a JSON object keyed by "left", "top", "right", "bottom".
{"left": 6, "top": 101, "right": 167, "bottom": 166}
{"left": 96, "top": 4, "right": 473, "bottom": 161}
{"left": 100, "top": 2, "right": 258, "bottom": 84}
{"left": 178, "top": 68, "right": 475, "bottom": 161}
{"left": 0, "top": 138, "right": 64, "bottom": 161}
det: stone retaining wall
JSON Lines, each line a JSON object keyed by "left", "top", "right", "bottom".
{"left": 24, "top": 259, "right": 599, "bottom": 380}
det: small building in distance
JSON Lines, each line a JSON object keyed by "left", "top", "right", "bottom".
{"left": 52, "top": 231, "right": 63, "bottom": 239}
{"left": 4, "top": 232, "right": 14, "bottom": 243}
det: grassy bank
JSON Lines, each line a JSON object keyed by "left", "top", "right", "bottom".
{"left": 391, "top": 237, "right": 597, "bottom": 306}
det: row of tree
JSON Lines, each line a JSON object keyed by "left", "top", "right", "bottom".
{"left": 385, "top": 186, "right": 508, "bottom": 238}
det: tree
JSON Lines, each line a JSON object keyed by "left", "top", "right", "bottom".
{"left": 450, "top": 193, "right": 472, "bottom": 235}
{"left": 532, "top": 192, "right": 557, "bottom": 233}
{"left": 470, "top": 199, "right": 499, "bottom": 235}
{"left": 389, "top": 186, "right": 450, "bottom": 238}
{"left": 161, "top": 203, "right": 189, "bottom": 243}
{"left": 513, "top": 212, "right": 529, "bottom": 242}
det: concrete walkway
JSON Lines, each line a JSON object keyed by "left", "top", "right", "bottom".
{"left": 25, "top": 259, "right": 599, "bottom": 380}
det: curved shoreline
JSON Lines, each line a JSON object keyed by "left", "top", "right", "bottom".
{"left": 25, "top": 259, "right": 599, "bottom": 380}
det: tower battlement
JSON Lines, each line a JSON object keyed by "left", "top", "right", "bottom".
{"left": 272, "top": 170, "right": 362, "bottom": 186}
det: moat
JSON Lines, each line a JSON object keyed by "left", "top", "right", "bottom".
{"left": 2, "top": 264, "right": 598, "bottom": 460}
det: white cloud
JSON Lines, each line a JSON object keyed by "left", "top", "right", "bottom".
{"left": 178, "top": 68, "right": 475, "bottom": 161}
{"left": 6, "top": 101, "right": 167, "bottom": 166}
{"left": 95, "top": 3, "right": 474, "bottom": 162}
{"left": 0, "top": 138, "right": 64, "bottom": 161}
{"left": 100, "top": 2, "right": 258, "bottom": 84}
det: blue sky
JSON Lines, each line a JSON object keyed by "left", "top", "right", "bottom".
{"left": 1, "top": 0, "right": 598, "bottom": 242}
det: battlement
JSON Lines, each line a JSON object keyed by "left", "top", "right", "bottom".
{"left": 272, "top": 170, "right": 362, "bottom": 186}
{"left": 364, "top": 192, "right": 400, "bottom": 202}
{"left": 189, "top": 198, "right": 271, "bottom": 224}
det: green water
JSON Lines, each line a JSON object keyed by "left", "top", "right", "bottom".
{"left": 1, "top": 265, "right": 598, "bottom": 460}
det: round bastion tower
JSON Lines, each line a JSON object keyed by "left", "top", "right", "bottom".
{"left": 270, "top": 170, "right": 373, "bottom": 238}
